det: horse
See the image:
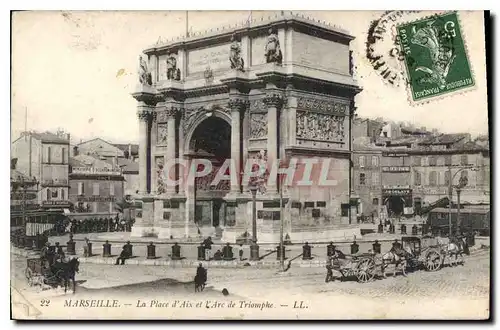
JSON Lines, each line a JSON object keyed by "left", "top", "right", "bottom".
{"left": 51, "top": 258, "right": 80, "bottom": 294}
{"left": 325, "top": 250, "right": 347, "bottom": 283}
{"left": 381, "top": 245, "right": 413, "bottom": 278}
{"left": 438, "top": 237, "right": 466, "bottom": 266}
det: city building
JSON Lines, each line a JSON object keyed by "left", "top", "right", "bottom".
{"left": 351, "top": 139, "right": 383, "bottom": 222}
{"left": 130, "top": 13, "right": 362, "bottom": 242}
{"left": 75, "top": 138, "right": 139, "bottom": 162}
{"left": 11, "top": 131, "right": 71, "bottom": 211}
{"left": 69, "top": 154, "right": 124, "bottom": 215}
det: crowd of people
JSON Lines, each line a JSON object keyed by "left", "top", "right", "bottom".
{"left": 66, "top": 217, "right": 133, "bottom": 234}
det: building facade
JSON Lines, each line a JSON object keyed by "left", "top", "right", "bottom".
{"left": 11, "top": 131, "right": 71, "bottom": 211}
{"left": 131, "top": 14, "right": 361, "bottom": 242}
{"left": 69, "top": 155, "right": 125, "bottom": 215}
{"left": 352, "top": 145, "right": 382, "bottom": 221}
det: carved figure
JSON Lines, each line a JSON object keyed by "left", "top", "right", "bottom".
{"left": 166, "top": 52, "right": 181, "bottom": 81}
{"left": 138, "top": 56, "right": 152, "bottom": 86}
{"left": 250, "top": 114, "right": 267, "bottom": 139}
{"left": 156, "top": 161, "right": 165, "bottom": 194}
{"left": 229, "top": 34, "right": 244, "bottom": 71}
{"left": 296, "top": 111, "right": 345, "bottom": 142}
{"left": 265, "top": 28, "right": 283, "bottom": 64}
{"left": 157, "top": 124, "right": 168, "bottom": 145}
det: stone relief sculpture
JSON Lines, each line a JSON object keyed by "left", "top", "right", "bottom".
{"left": 250, "top": 113, "right": 268, "bottom": 139}
{"left": 166, "top": 52, "right": 181, "bottom": 81}
{"left": 265, "top": 28, "right": 283, "bottom": 65}
{"left": 157, "top": 123, "right": 168, "bottom": 145}
{"left": 156, "top": 158, "right": 165, "bottom": 194}
{"left": 229, "top": 33, "right": 244, "bottom": 71}
{"left": 296, "top": 111, "right": 345, "bottom": 142}
{"left": 138, "top": 56, "right": 152, "bottom": 86}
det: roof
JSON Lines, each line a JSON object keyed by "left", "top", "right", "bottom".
{"left": 400, "top": 127, "right": 431, "bottom": 135}
{"left": 419, "top": 133, "right": 469, "bottom": 146}
{"left": 430, "top": 207, "right": 490, "bottom": 214}
{"left": 122, "top": 160, "right": 139, "bottom": 173}
{"left": 10, "top": 169, "right": 36, "bottom": 183}
{"left": 14, "top": 131, "right": 69, "bottom": 144}
{"left": 71, "top": 154, "right": 114, "bottom": 169}
{"left": 113, "top": 143, "right": 139, "bottom": 156}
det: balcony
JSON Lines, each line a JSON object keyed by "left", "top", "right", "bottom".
{"left": 71, "top": 167, "right": 122, "bottom": 176}
{"left": 41, "top": 179, "right": 69, "bottom": 187}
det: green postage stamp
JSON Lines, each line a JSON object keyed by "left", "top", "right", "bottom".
{"left": 397, "top": 12, "right": 475, "bottom": 103}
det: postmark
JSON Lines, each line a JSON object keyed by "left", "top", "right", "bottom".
{"left": 396, "top": 12, "right": 475, "bottom": 103}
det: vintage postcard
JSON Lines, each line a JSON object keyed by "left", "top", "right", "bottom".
{"left": 10, "top": 10, "right": 490, "bottom": 320}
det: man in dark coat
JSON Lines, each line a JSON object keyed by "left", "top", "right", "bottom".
{"left": 115, "top": 242, "right": 132, "bottom": 265}
{"left": 195, "top": 262, "right": 207, "bottom": 285}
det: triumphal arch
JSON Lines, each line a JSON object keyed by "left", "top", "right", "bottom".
{"left": 131, "top": 13, "right": 362, "bottom": 243}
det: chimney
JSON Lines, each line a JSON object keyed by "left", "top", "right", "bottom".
{"left": 128, "top": 144, "right": 132, "bottom": 159}
{"left": 73, "top": 146, "right": 79, "bottom": 156}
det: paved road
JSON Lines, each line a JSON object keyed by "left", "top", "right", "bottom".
{"left": 11, "top": 249, "right": 490, "bottom": 319}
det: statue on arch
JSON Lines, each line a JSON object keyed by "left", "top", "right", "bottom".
{"left": 229, "top": 33, "right": 244, "bottom": 71}
{"left": 138, "top": 55, "right": 152, "bottom": 86}
{"left": 166, "top": 52, "right": 181, "bottom": 81}
{"left": 265, "top": 28, "right": 282, "bottom": 65}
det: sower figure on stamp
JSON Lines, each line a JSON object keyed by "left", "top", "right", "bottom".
{"left": 115, "top": 241, "right": 132, "bottom": 265}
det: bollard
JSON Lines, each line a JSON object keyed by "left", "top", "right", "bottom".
{"left": 66, "top": 237, "right": 76, "bottom": 255}
{"left": 378, "top": 224, "right": 384, "bottom": 233}
{"left": 400, "top": 224, "right": 407, "bottom": 235}
{"left": 147, "top": 242, "right": 156, "bottom": 259}
{"left": 197, "top": 244, "right": 205, "bottom": 261}
{"left": 276, "top": 244, "right": 286, "bottom": 260}
{"left": 103, "top": 240, "right": 112, "bottom": 257}
{"left": 390, "top": 224, "right": 396, "bottom": 234}
{"left": 302, "top": 242, "right": 312, "bottom": 260}
{"left": 350, "top": 241, "right": 359, "bottom": 255}
{"left": 171, "top": 243, "right": 181, "bottom": 260}
{"left": 372, "top": 240, "right": 381, "bottom": 254}
{"left": 222, "top": 243, "right": 233, "bottom": 261}
{"left": 327, "top": 242, "right": 335, "bottom": 257}
{"left": 412, "top": 225, "right": 418, "bottom": 235}
{"left": 250, "top": 242, "right": 260, "bottom": 261}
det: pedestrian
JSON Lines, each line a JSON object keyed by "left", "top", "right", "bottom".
{"left": 203, "top": 236, "right": 213, "bottom": 261}
{"left": 239, "top": 244, "right": 244, "bottom": 261}
{"left": 83, "top": 237, "right": 91, "bottom": 257}
{"left": 115, "top": 241, "right": 132, "bottom": 265}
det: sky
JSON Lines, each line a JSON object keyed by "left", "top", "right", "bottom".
{"left": 11, "top": 10, "right": 489, "bottom": 145}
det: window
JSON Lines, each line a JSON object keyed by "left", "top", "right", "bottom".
{"left": 444, "top": 170, "right": 451, "bottom": 186}
{"left": 413, "top": 156, "right": 421, "bottom": 166}
{"left": 62, "top": 148, "right": 66, "bottom": 164}
{"left": 93, "top": 183, "right": 99, "bottom": 196}
{"left": 46, "top": 189, "right": 51, "bottom": 200}
{"left": 110, "top": 182, "right": 115, "bottom": 196}
{"left": 372, "top": 198, "right": 379, "bottom": 205}
{"left": 461, "top": 155, "right": 468, "bottom": 166}
{"left": 429, "top": 156, "right": 437, "bottom": 166}
{"left": 359, "top": 156, "right": 365, "bottom": 168}
{"left": 47, "top": 147, "right": 51, "bottom": 163}
{"left": 414, "top": 171, "right": 421, "bottom": 186}
{"left": 445, "top": 155, "right": 452, "bottom": 166}
{"left": 341, "top": 204, "right": 349, "bottom": 217}
{"left": 61, "top": 189, "right": 65, "bottom": 200}
{"left": 429, "top": 171, "right": 437, "bottom": 186}
{"left": 371, "top": 156, "right": 379, "bottom": 167}
{"left": 371, "top": 172, "right": 380, "bottom": 185}
{"left": 359, "top": 173, "right": 366, "bottom": 185}
{"left": 52, "top": 189, "right": 58, "bottom": 198}
{"left": 78, "top": 182, "right": 84, "bottom": 195}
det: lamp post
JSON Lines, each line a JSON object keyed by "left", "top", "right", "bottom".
{"left": 249, "top": 180, "right": 259, "bottom": 261}
{"left": 447, "top": 166, "right": 475, "bottom": 237}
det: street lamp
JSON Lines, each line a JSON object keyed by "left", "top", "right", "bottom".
{"left": 447, "top": 166, "right": 476, "bottom": 237}
{"left": 249, "top": 180, "right": 259, "bottom": 261}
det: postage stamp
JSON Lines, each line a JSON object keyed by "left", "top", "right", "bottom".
{"left": 396, "top": 12, "right": 475, "bottom": 103}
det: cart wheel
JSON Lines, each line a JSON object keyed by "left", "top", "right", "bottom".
{"left": 356, "top": 258, "right": 376, "bottom": 283}
{"left": 425, "top": 250, "right": 443, "bottom": 272}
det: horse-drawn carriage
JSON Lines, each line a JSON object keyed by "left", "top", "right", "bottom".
{"left": 25, "top": 257, "right": 80, "bottom": 293}
{"left": 326, "top": 234, "right": 465, "bottom": 283}
{"left": 25, "top": 258, "right": 62, "bottom": 288}
{"left": 326, "top": 252, "right": 378, "bottom": 283}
